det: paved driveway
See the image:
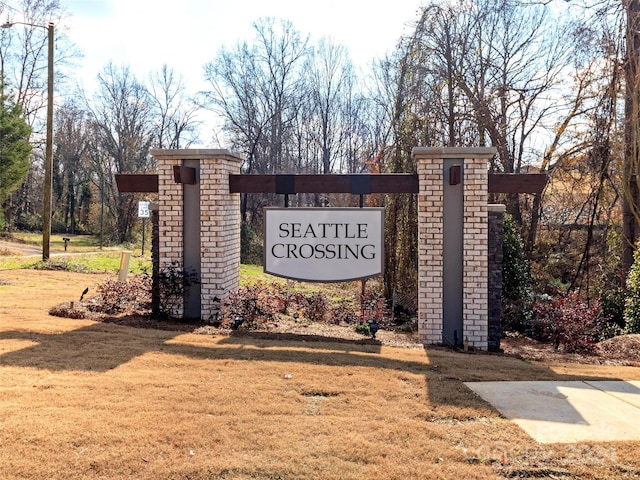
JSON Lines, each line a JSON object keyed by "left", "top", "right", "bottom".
{"left": 466, "top": 380, "right": 640, "bottom": 443}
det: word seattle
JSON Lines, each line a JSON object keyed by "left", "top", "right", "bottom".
{"left": 264, "top": 208, "right": 384, "bottom": 282}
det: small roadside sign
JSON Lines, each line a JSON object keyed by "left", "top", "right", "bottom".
{"left": 138, "top": 200, "right": 150, "bottom": 218}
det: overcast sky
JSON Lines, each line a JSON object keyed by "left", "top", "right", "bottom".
{"left": 62, "top": 0, "right": 423, "bottom": 93}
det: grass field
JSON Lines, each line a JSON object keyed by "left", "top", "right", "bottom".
{"left": 1, "top": 269, "right": 640, "bottom": 479}
{"left": 0, "top": 232, "right": 150, "bottom": 272}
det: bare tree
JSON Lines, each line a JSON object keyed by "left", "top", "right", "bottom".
{"left": 202, "top": 18, "right": 310, "bottom": 231}
{"left": 148, "top": 65, "right": 200, "bottom": 149}
{"left": 0, "top": 0, "right": 64, "bottom": 121}
{"left": 307, "top": 38, "right": 354, "bottom": 174}
{"left": 202, "top": 18, "right": 308, "bottom": 173}
{"left": 202, "top": 39, "right": 270, "bottom": 175}
{"left": 85, "top": 63, "right": 154, "bottom": 243}
{"left": 372, "top": 45, "right": 440, "bottom": 298}
{"left": 253, "top": 18, "right": 308, "bottom": 173}
{"left": 452, "top": 0, "right": 576, "bottom": 222}
{"left": 53, "top": 99, "right": 92, "bottom": 233}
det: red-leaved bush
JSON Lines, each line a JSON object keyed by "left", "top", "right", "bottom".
{"left": 531, "top": 292, "right": 605, "bottom": 353}
{"left": 223, "top": 283, "right": 283, "bottom": 328}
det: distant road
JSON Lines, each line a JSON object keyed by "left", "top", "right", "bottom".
{"left": 0, "top": 239, "right": 106, "bottom": 258}
{"left": 0, "top": 239, "right": 42, "bottom": 256}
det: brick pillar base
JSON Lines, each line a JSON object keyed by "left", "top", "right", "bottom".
{"left": 413, "top": 147, "right": 496, "bottom": 350}
{"left": 151, "top": 149, "right": 243, "bottom": 320}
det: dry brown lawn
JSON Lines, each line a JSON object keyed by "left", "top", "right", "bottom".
{"left": 2, "top": 270, "right": 640, "bottom": 479}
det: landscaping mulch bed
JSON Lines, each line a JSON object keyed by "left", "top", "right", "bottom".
{"left": 50, "top": 298, "right": 640, "bottom": 364}
{"left": 501, "top": 333, "right": 640, "bottom": 367}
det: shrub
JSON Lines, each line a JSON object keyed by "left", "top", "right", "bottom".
{"left": 600, "top": 287, "right": 626, "bottom": 329}
{"left": 501, "top": 213, "right": 533, "bottom": 333}
{"left": 624, "top": 246, "right": 640, "bottom": 334}
{"left": 531, "top": 292, "right": 605, "bottom": 353}
{"left": 240, "top": 221, "right": 263, "bottom": 265}
{"left": 329, "top": 300, "right": 358, "bottom": 325}
{"left": 34, "top": 258, "right": 88, "bottom": 273}
{"left": 92, "top": 275, "right": 152, "bottom": 314}
{"left": 269, "top": 281, "right": 304, "bottom": 315}
{"left": 354, "top": 323, "right": 370, "bottom": 336}
{"left": 222, "top": 282, "right": 389, "bottom": 331}
{"left": 391, "top": 290, "right": 417, "bottom": 325}
{"left": 301, "top": 292, "right": 329, "bottom": 323}
{"left": 503, "top": 213, "right": 531, "bottom": 301}
{"left": 592, "top": 284, "right": 625, "bottom": 341}
{"left": 360, "top": 289, "right": 387, "bottom": 322}
{"left": 156, "top": 263, "right": 199, "bottom": 318}
{"left": 395, "top": 323, "right": 415, "bottom": 333}
{"left": 223, "top": 282, "right": 282, "bottom": 329}
{"left": 12, "top": 212, "right": 41, "bottom": 231}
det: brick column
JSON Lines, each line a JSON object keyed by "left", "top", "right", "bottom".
{"left": 412, "top": 147, "right": 496, "bottom": 350}
{"left": 151, "top": 149, "right": 242, "bottom": 320}
{"left": 415, "top": 151, "right": 444, "bottom": 345}
{"left": 156, "top": 155, "right": 183, "bottom": 269}
{"left": 463, "top": 154, "right": 489, "bottom": 350}
{"left": 199, "top": 154, "right": 242, "bottom": 318}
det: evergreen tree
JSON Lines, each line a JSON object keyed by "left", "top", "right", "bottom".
{"left": 502, "top": 213, "right": 533, "bottom": 332}
{"left": 624, "top": 244, "right": 640, "bottom": 334}
{"left": 0, "top": 94, "right": 32, "bottom": 228}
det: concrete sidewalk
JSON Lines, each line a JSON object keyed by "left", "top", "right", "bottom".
{"left": 465, "top": 380, "right": 640, "bottom": 443}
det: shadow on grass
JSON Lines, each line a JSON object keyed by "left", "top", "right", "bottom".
{"left": 0, "top": 321, "right": 404, "bottom": 373}
{"left": 0, "top": 321, "right": 181, "bottom": 372}
{"left": 219, "top": 329, "right": 383, "bottom": 352}
{"left": 1, "top": 319, "right": 632, "bottom": 427}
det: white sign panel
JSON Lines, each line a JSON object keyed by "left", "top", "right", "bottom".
{"left": 138, "top": 200, "right": 150, "bottom": 218}
{"left": 264, "top": 208, "right": 384, "bottom": 282}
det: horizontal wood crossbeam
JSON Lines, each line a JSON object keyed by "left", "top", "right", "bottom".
{"left": 228, "top": 174, "right": 419, "bottom": 194}
{"left": 114, "top": 174, "right": 158, "bottom": 193}
{"left": 115, "top": 172, "right": 547, "bottom": 195}
{"left": 488, "top": 173, "right": 547, "bottom": 194}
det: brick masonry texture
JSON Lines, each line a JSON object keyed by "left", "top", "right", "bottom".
{"left": 413, "top": 147, "right": 496, "bottom": 350}
{"left": 199, "top": 157, "right": 241, "bottom": 317}
{"left": 151, "top": 149, "right": 242, "bottom": 320}
{"left": 416, "top": 156, "right": 444, "bottom": 346}
{"left": 463, "top": 156, "right": 488, "bottom": 350}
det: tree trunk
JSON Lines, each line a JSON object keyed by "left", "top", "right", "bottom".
{"left": 623, "top": 0, "right": 640, "bottom": 274}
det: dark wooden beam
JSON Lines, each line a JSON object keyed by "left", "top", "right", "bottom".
{"left": 114, "top": 172, "right": 547, "bottom": 195}
{"left": 488, "top": 173, "right": 547, "bottom": 194}
{"left": 115, "top": 174, "right": 158, "bottom": 193}
{"left": 229, "top": 174, "right": 419, "bottom": 194}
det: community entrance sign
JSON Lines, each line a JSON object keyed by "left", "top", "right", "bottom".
{"left": 264, "top": 208, "right": 384, "bottom": 282}
{"left": 116, "top": 147, "right": 547, "bottom": 351}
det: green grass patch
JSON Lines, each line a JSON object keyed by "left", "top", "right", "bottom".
{"left": 8, "top": 232, "right": 124, "bottom": 252}
{"left": 0, "top": 256, "right": 40, "bottom": 270}
{"left": 1, "top": 249, "right": 366, "bottom": 303}
{"left": 0, "top": 233, "right": 150, "bottom": 273}
{"left": 239, "top": 263, "right": 277, "bottom": 284}
{"left": 239, "top": 263, "right": 371, "bottom": 303}
{"left": 0, "top": 252, "right": 151, "bottom": 274}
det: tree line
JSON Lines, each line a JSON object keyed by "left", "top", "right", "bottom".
{"left": 1, "top": 0, "right": 639, "bottom": 302}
